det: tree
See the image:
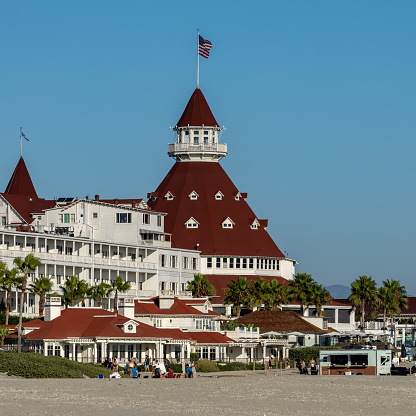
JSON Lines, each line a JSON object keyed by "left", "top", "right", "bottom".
{"left": 0, "top": 326, "right": 12, "bottom": 346}
{"left": 252, "top": 278, "right": 269, "bottom": 308}
{"left": 348, "top": 275, "right": 377, "bottom": 329}
{"left": 309, "top": 283, "right": 331, "bottom": 317}
{"left": 77, "top": 280, "right": 90, "bottom": 307}
{"left": 28, "top": 276, "right": 53, "bottom": 318}
{"left": 266, "top": 279, "right": 288, "bottom": 311}
{"left": 108, "top": 276, "right": 131, "bottom": 313}
{"left": 382, "top": 278, "right": 408, "bottom": 325}
{"left": 377, "top": 286, "right": 394, "bottom": 330}
{"left": 88, "top": 282, "right": 111, "bottom": 307}
{"left": 223, "top": 277, "right": 253, "bottom": 318}
{"left": 60, "top": 276, "right": 88, "bottom": 307}
{"left": 186, "top": 273, "right": 216, "bottom": 298}
{"left": 0, "top": 266, "right": 22, "bottom": 325}
{"left": 14, "top": 254, "right": 41, "bottom": 353}
{"left": 288, "top": 273, "right": 315, "bottom": 315}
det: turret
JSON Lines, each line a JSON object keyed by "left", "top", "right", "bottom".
{"left": 168, "top": 88, "right": 227, "bottom": 162}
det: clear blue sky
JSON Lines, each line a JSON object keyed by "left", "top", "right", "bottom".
{"left": 1, "top": 1, "right": 415, "bottom": 294}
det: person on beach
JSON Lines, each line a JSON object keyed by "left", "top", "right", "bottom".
{"left": 112, "top": 357, "right": 119, "bottom": 371}
{"left": 296, "top": 357, "right": 302, "bottom": 373}
{"left": 130, "top": 367, "right": 139, "bottom": 378}
{"left": 191, "top": 363, "right": 199, "bottom": 378}
{"left": 167, "top": 367, "right": 174, "bottom": 378}
{"left": 145, "top": 355, "right": 150, "bottom": 372}
{"left": 164, "top": 358, "right": 172, "bottom": 371}
{"left": 104, "top": 357, "right": 111, "bottom": 369}
{"left": 268, "top": 356, "right": 273, "bottom": 370}
{"left": 285, "top": 358, "right": 290, "bottom": 369}
{"left": 159, "top": 360, "right": 167, "bottom": 377}
{"left": 186, "top": 364, "right": 192, "bottom": 378}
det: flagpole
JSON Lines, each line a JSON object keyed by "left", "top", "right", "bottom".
{"left": 197, "top": 28, "right": 200, "bottom": 89}
{"left": 20, "top": 127, "right": 22, "bottom": 157}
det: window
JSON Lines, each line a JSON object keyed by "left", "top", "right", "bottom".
{"left": 215, "top": 191, "right": 224, "bottom": 200}
{"left": 216, "top": 257, "right": 221, "bottom": 268}
{"left": 189, "top": 191, "right": 199, "bottom": 200}
{"left": 185, "top": 130, "right": 189, "bottom": 135}
{"left": 242, "top": 258, "right": 247, "bottom": 269}
{"left": 192, "top": 258, "right": 198, "bottom": 270}
{"left": 209, "top": 347, "right": 216, "bottom": 361}
{"left": 92, "top": 212, "right": 98, "bottom": 219}
{"left": 57, "top": 245, "right": 63, "bottom": 254}
{"left": 222, "top": 258, "right": 228, "bottom": 268}
{"left": 170, "top": 256, "right": 178, "bottom": 268}
{"left": 185, "top": 217, "right": 199, "bottom": 228}
{"left": 116, "top": 213, "right": 132, "bottom": 223}
{"left": 194, "top": 137, "right": 199, "bottom": 145}
{"left": 204, "top": 137, "right": 208, "bottom": 144}
{"left": 222, "top": 217, "right": 234, "bottom": 229}
{"left": 193, "top": 130, "right": 199, "bottom": 135}
{"left": 1, "top": 216, "right": 6, "bottom": 226}
{"left": 157, "top": 216, "right": 162, "bottom": 227}
{"left": 165, "top": 192, "right": 175, "bottom": 200}
{"left": 47, "top": 345, "right": 54, "bottom": 356}
{"left": 65, "top": 246, "right": 73, "bottom": 255}
{"left": 127, "top": 324, "right": 134, "bottom": 331}
{"left": 276, "top": 260, "right": 279, "bottom": 270}
{"left": 160, "top": 255, "right": 167, "bottom": 267}
{"left": 229, "top": 258, "right": 234, "bottom": 268}
{"left": 207, "top": 257, "right": 212, "bottom": 268}
{"left": 182, "top": 257, "right": 189, "bottom": 269}
{"left": 54, "top": 345, "right": 61, "bottom": 356}
{"left": 350, "top": 354, "right": 368, "bottom": 366}
{"left": 202, "top": 347, "right": 209, "bottom": 359}
{"left": 143, "top": 213, "right": 150, "bottom": 224}
{"left": 204, "top": 131, "right": 208, "bottom": 135}
{"left": 330, "top": 355, "right": 348, "bottom": 366}
{"left": 236, "top": 258, "right": 240, "bottom": 269}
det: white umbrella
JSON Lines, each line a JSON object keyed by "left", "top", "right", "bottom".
{"left": 261, "top": 331, "right": 283, "bottom": 336}
{"left": 285, "top": 331, "right": 305, "bottom": 336}
{"left": 212, "top": 315, "right": 232, "bottom": 321}
{"left": 322, "top": 331, "right": 341, "bottom": 336}
{"left": 349, "top": 331, "right": 367, "bottom": 337}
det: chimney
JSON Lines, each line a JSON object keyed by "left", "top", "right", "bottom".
{"left": 95, "top": 194, "right": 99, "bottom": 201}
{"left": 44, "top": 296, "right": 62, "bottom": 322}
{"left": 159, "top": 291, "right": 175, "bottom": 309}
{"left": 118, "top": 298, "right": 135, "bottom": 319}
{"left": 85, "top": 196, "right": 89, "bottom": 200}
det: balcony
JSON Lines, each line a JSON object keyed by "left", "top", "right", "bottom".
{"left": 168, "top": 143, "right": 227, "bottom": 161}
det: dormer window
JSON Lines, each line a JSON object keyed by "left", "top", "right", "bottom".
{"left": 185, "top": 217, "right": 199, "bottom": 228}
{"left": 188, "top": 191, "right": 199, "bottom": 200}
{"left": 164, "top": 192, "right": 175, "bottom": 200}
{"left": 250, "top": 219, "right": 260, "bottom": 230}
{"left": 234, "top": 192, "right": 242, "bottom": 201}
{"left": 215, "top": 191, "right": 224, "bottom": 200}
{"left": 222, "top": 217, "right": 235, "bottom": 229}
{"left": 122, "top": 320, "right": 139, "bottom": 334}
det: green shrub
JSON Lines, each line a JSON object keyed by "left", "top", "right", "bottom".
{"left": 171, "top": 363, "right": 182, "bottom": 373}
{"left": 289, "top": 346, "right": 342, "bottom": 362}
{"left": 190, "top": 352, "right": 199, "bottom": 363}
{"left": 0, "top": 314, "right": 36, "bottom": 325}
{"left": 0, "top": 352, "right": 113, "bottom": 378}
{"left": 196, "top": 359, "right": 219, "bottom": 372}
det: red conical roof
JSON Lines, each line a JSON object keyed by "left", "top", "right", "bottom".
{"left": 148, "top": 162, "right": 284, "bottom": 258}
{"left": 5, "top": 157, "right": 38, "bottom": 198}
{"left": 176, "top": 88, "right": 219, "bottom": 128}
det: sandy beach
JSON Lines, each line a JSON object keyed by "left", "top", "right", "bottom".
{"left": 1, "top": 371, "right": 416, "bottom": 415}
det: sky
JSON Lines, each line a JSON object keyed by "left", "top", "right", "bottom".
{"left": 0, "top": 1, "right": 415, "bottom": 293}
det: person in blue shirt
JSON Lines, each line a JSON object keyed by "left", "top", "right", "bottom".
{"left": 186, "top": 364, "right": 192, "bottom": 378}
{"left": 131, "top": 367, "right": 139, "bottom": 378}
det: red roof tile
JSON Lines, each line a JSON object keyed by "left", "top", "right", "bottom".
{"left": 5, "top": 157, "right": 38, "bottom": 198}
{"left": 185, "top": 331, "right": 235, "bottom": 345}
{"left": 135, "top": 297, "right": 218, "bottom": 316}
{"left": 148, "top": 162, "right": 285, "bottom": 257}
{"left": 176, "top": 88, "right": 219, "bottom": 128}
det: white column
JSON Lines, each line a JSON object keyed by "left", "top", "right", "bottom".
{"left": 44, "top": 342, "right": 48, "bottom": 356}
{"left": 402, "top": 328, "right": 406, "bottom": 346}
{"left": 72, "top": 343, "right": 76, "bottom": 361}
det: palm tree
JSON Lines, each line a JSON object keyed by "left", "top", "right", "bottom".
{"left": 288, "top": 272, "right": 315, "bottom": 315}
{"left": 186, "top": 273, "right": 216, "bottom": 298}
{"left": 60, "top": 276, "right": 88, "bottom": 307}
{"left": 264, "top": 279, "right": 288, "bottom": 311}
{"left": 309, "top": 283, "right": 331, "bottom": 318}
{"left": 377, "top": 286, "right": 394, "bottom": 330}
{"left": 382, "top": 278, "right": 408, "bottom": 325}
{"left": 29, "top": 276, "right": 53, "bottom": 318}
{"left": 88, "top": 282, "right": 111, "bottom": 307}
{"left": 14, "top": 253, "right": 41, "bottom": 353}
{"left": 223, "top": 277, "right": 253, "bottom": 318}
{"left": 77, "top": 280, "right": 90, "bottom": 307}
{"left": 348, "top": 275, "right": 377, "bottom": 329}
{"left": 108, "top": 276, "right": 131, "bottom": 313}
{"left": 252, "top": 278, "right": 269, "bottom": 308}
{"left": 0, "top": 266, "right": 22, "bottom": 325}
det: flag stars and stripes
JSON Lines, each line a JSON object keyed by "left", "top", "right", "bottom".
{"left": 199, "top": 35, "right": 213, "bottom": 59}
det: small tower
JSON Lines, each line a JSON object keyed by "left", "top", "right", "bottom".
{"left": 168, "top": 88, "right": 227, "bottom": 162}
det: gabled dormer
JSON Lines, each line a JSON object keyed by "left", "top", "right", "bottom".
{"left": 185, "top": 217, "right": 199, "bottom": 228}
{"left": 214, "top": 191, "right": 224, "bottom": 200}
{"left": 188, "top": 190, "right": 199, "bottom": 200}
{"left": 118, "top": 319, "right": 140, "bottom": 334}
{"left": 164, "top": 191, "right": 175, "bottom": 200}
{"left": 250, "top": 218, "right": 260, "bottom": 230}
{"left": 222, "top": 217, "right": 234, "bottom": 229}
{"left": 234, "top": 192, "right": 248, "bottom": 201}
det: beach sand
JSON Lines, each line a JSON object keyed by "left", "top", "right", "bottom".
{"left": 1, "top": 371, "right": 415, "bottom": 415}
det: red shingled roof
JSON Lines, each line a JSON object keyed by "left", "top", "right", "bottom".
{"left": 207, "top": 275, "right": 289, "bottom": 304}
{"left": 148, "top": 162, "right": 285, "bottom": 258}
{"left": 135, "top": 297, "right": 218, "bottom": 316}
{"left": 24, "top": 308, "right": 182, "bottom": 340}
{"left": 176, "top": 88, "right": 219, "bottom": 128}
{"left": 1, "top": 157, "right": 55, "bottom": 224}
{"left": 186, "top": 331, "right": 235, "bottom": 345}
{"left": 5, "top": 157, "right": 38, "bottom": 198}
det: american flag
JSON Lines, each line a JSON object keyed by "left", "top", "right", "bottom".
{"left": 199, "top": 35, "right": 213, "bottom": 59}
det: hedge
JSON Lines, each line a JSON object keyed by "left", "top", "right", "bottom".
{"left": 0, "top": 352, "right": 113, "bottom": 378}
{"left": 196, "top": 359, "right": 219, "bottom": 373}
{"left": 288, "top": 346, "right": 342, "bottom": 362}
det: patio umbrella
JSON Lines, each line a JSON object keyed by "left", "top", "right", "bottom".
{"left": 261, "top": 331, "right": 283, "bottom": 336}
{"left": 212, "top": 315, "right": 232, "bottom": 321}
{"left": 285, "top": 331, "right": 305, "bottom": 336}
{"left": 349, "top": 331, "right": 367, "bottom": 337}
{"left": 322, "top": 332, "right": 341, "bottom": 336}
